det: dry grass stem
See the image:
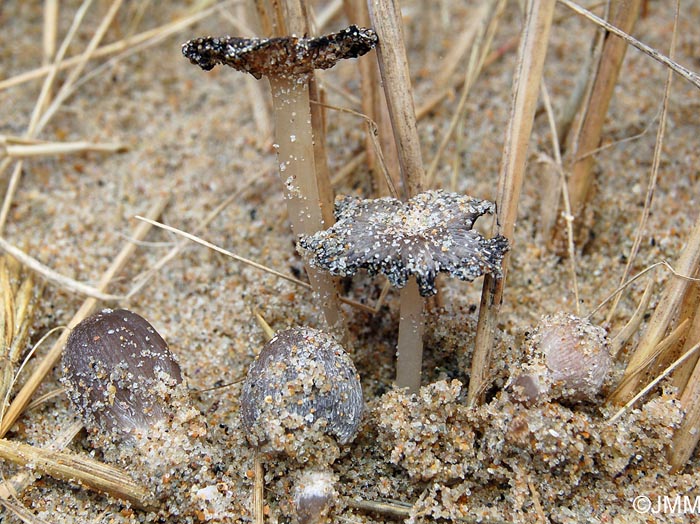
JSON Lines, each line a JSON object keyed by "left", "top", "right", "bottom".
{"left": 559, "top": 0, "right": 700, "bottom": 90}
{"left": 0, "top": 438, "right": 153, "bottom": 509}
{"left": 433, "top": 2, "right": 494, "bottom": 89}
{"left": 315, "top": 0, "right": 344, "bottom": 30}
{"left": 540, "top": 84, "right": 580, "bottom": 314}
{"left": 0, "top": 421, "right": 82, "bottom": 502}
{"left": 0, "top": 257, "right": 38, "bottom": 415}
{"left": 610, "top": 279, "right": 653, "bottom": 357}
{"left": 0, "top": 1, "right": 238, "bottom": 92}
{"left": 426, "top": 0, "right": 505, "bottom": 188}
{"left": 553, "top": 0, "right": 641, "bottom": 251}
{"left": 0, "top": 238, "right": 125, "bottom": 303}
{"left": 368, "top": 0, "right": 426, "bottom": 198}
{"left": 610, "top": 319, "right": 690, "bottom": 403}
{"left": 2, "top": 140, "right": 127, "bottom": 158}
{"left": 253, "top": 452, "right": 264, "bottom": 524}
{"left": 468, "top": 0, "right": 557, "bottom": 406}
{"left": 136, "top": 216, "right": 376, "bottom": 314}
{"left": 605, "top": 2, "right": 678, "bottom": 324}
{"left": 128, "top": 174, "right": 267, "bottom": 297}
{"left": 609, "top": 339, "right": 700, "bottom": 424}
{"left": 0, "top": 196, "right": 168, "bottom": 437}
{"left": 670, "top": 338, "right": 700, "bottom": 471}
{"left": 611, "top": 211, "right": 700, "bottom": 405}
{"left": 0, "top": 0, "right": 92, "bottom": 233}
{"left": 344, "top": 497, "right": 412, "bottom": 517}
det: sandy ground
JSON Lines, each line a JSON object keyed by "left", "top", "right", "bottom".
{"left": 2, "top": 0, "right": 700, "bottom": 522}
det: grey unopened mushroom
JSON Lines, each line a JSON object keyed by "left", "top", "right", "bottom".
{"left": 299, "top": 189, "right": 508, "bottom": 392}
{"left": 508, "top": 312, "right": 612, "bottom": 405}
{"left": 182, "top": 26, "right": 377, "bottom": 336}
{"left": 62, "top": 308, "right": 185, "bottom": 438}
{"left": 240, "top": 326, "right": 363, "bottom": 463}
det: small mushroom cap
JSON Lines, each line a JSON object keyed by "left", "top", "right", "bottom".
{"left": 509, "top": 312, "right": 612, "bottom": 404}
{"left": 62, "top": 309, "right": 183, "bottom": 436}
{"left": 182, "top": 25, "right": 377, "bottom": 79}
{"left": 240, "top": 327, "right": 363, "bottom": 455}
{"left": 299, "top": 190, "right": 509, "bottom": 296}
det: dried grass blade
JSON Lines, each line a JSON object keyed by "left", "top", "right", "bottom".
{"left": 468, "top": 0, "right": 557, "bottom": 406}
{"left": 559, "top": 0, "right": 700, "bottom": 90}
{"left": 0, "top": 438, "right": 153, "bottom": 509}
{"left": 610, "top": 215, "right": 700, "bottom": 405}
{"left": 4, "top": 141, "right": 127, "bottom": 158}
{"left": 554, "top": 0, "right": 641, "bottom": 250}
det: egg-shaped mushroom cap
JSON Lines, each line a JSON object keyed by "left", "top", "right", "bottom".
{"left": 299, "top": 190, "right": 509, "bottom": 296}
{"left": 509, "top": 312, "right": 612, "bottom": 404}
{"left": 240, "top": 327, "right": 363, "bottom": 452}
{"left": 182, "top": 25, "right": 377, "bottom": 79}
{"left": 62, "top": 309, "right": 183, "bottom": 437}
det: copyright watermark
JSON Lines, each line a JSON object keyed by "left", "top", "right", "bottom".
{"left": 633, "top": 495, "right": 700, "bottom": 515}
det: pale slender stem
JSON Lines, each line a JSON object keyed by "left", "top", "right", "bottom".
{"left": 268, "top": 76, "right": 345, "bottom": 336}
{"left": 395, "top": 278, "right": 425, "bottom": 393}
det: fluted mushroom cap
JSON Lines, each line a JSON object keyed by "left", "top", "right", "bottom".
{"left": 299, "top": 190, "right": 509, "bottom": 296}
{"left": 240, "top": 327, "right": 363, "bottom": 454}
{"left": 182, "top": 25, "right": 377, "bottom": 79}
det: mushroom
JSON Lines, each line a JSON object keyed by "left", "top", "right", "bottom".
{"left": 240, "top": 326, "right": 362, "bottom": 522}
{"left": 240, "top": 326, "right": 363, "bottom": 460}
{"left": 299, "top": 189, "right": 509, "bottom": 392}
{"left": 182, "top": 26, "right": 377, "bottom": 336}
{"left": 62, "top": 308, "right": 187, "bottom": 439}
{"left": 508, "top": 312, "right": 612, "bottom": 405}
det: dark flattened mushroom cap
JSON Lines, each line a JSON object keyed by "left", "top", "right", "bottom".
{"left": 62, "top": 309, "right": 183, "bottom": 436}
{"left": 182, "top": 25, "right": 378, "bottom": 79}
{"left": 299, "top": 190, "right": 509, "bottom": 296}
{"left": 240, "top": 327, "right": 363, "bottom": 453}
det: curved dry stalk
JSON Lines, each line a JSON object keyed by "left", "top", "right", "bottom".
{"left": 0, "top": 438, "right": 153, "bottom": 509}
{"left": 368, "top": 0, "right": 426, "bottom": 198}
{"left": 469, "top": 0, "right": 557, "bottom": 407}
{"left": 609, "top": 339, "right": 700, "bottom": 424}
{"left": 605, "top": 3, "right": 677, "bottom": 324}
{"left": 135, "top": 216, "right": 376, "bottom": 314}
{"left": 559, "top": 0, "right": 700, "bottom": 90}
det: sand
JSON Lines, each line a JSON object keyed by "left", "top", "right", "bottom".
{"left": 1, "top": 0, "right": 700, "bottom": 522}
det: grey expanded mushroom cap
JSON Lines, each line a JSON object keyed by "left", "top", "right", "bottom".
{"left": 240, "top": 327, "right": 363, "bottom": 452}
{"left": 62, "top": 308, "right": 183, "bottom": 436}
{"left": 509, "top": 312, "right": 612, "bottom": 405}
{"left": 298, "top": 190, "right": 509, "bottom": 296}
{"left": 182, "top": 25, "right": 378, "bottom": 79}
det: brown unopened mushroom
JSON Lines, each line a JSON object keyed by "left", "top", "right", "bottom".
{"left": 299, "top": 189, "right": 508, "bottom": 392}
{"left": 62, "top": 309, "right": 184, "bottom": 438}
{"left": 182, "top": 26, "right": 377, "bottom": 336}
{"left": 508, "top": 312, "right": 612, "bottom": 405}
{"left": 240, "top": 327, "right": 363, "bottom": 464}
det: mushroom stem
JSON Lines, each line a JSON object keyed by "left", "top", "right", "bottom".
{"left": 395, "top": 277, "right": 425, "bottom": 392}
{"left": 268, "top": 75, "right": 346, "bottom": 337}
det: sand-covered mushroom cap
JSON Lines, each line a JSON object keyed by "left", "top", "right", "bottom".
{"left": 62, "top": 308, "right": 183, "bottom": 436}
{"left": 240, "top": 327, "right": 363, "bottom": 458}
{"left": 509, "top": 312, "right": 612, "bottom": 404}
{"left": 299, "top": 190, "right": 509, "bottom": 296}
{"left": 182, "top": 25, "right": 377, "bottom": 79}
